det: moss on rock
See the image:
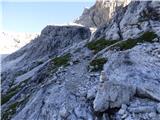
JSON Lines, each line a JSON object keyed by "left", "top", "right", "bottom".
{"left": 87, "top": 39, "right": 119, "bottom": 53}
{"left": 52, "top": 54, "right": 71, "bottom": 67}
{"left": 89, "top": 58, "right": 107, "bottom": 72}
{"left": 112, "top": 31, "right": 157, "bottom": 51}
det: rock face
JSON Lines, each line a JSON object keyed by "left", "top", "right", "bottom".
{"left": 1, "top": 25, "right": 91, "bottom": 95}
{"left": 92, "top": 1, "right": 160, "bottom": 40}
{"left": 1, "top": 1, "right": 160, "bottom": 120}
{"left": 94, "top": 42, "right": 160, "bottom": 112}
{"left": 103, "top": 43, "right": 160, "bottom": 102}
{"left": 75, "top": 0, "right": 131, "bottom": 28}
{"left": 2, "top": 26, "right": 91, "bottom": 71}
{"left": 94, "top": 81, "right": 135, "bottom": 112}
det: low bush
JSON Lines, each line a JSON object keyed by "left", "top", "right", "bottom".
{"left": 87, "top": 39, "right": 119, "bottom": 53}
{"left": 52, "top": 54, "right": 71, "bottom": 67}
{"left": 112, "top": 31, "right": 157, "bottom": 51}
{"left": 89, "top": 58, "right": 107, "bottom": 72}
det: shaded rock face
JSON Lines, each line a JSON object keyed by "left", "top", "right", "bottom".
{"left": 75, "top": 0, "right": 131, "bottom": 28}
{"left": 3, "top": 26, "right": 91, "bottom": 64}
{"left": 1, "top": 25, "right": 91, "bottom": 95}
{"left": 2, "top": 26, "right": 91, "bottom": 73}
{"left": 92, "top": 1, "right": 160, "bottom": 40}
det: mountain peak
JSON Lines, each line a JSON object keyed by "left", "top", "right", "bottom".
{"left": 74, "top": 0, "right": 131, "bottom": 28}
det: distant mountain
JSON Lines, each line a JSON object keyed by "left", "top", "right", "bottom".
{"left": 0, "top": 32, "right": 38, "bottom": 54}
{"left": 74, "top": 0, "right": 131, "bottom": 28}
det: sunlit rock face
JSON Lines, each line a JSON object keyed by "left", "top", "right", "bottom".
{"left": 74, "top": 0, "right": 131, "bottom": 28}
{"left": 92, "top": 1, "right": 160, "bottom": 41}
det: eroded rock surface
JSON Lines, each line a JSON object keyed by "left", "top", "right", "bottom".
{"left": 75, "top": 0, "right": 131, "bottom": 28}
{"left": 92, "top": 1, "right": 160, "bottom": 40}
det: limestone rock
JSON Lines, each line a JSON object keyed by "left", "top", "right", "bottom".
{"left": 75, "top": 0, "right": 131, "bottom": 28}
{"left": 156, "top": 103, "right": 160, "bottom": 114}
{"left": 59, "top": 107, "right": 70, "bottom": 118}
{"left": 87, "top": 86, "right": 97, "bottom": 100}
{"left": 92, "top": 1, "right": 160, "bottom": 40}
{"left": 93, "top": 81, "right": 135, "bottom": 112}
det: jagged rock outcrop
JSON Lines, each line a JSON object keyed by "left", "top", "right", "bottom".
{"left": 2, "top": 26, "right": 90, "bottom": 66}
{"left": 92, "top": 1, "right": 160, "bottom": 40}
{"left": 75, "top": 0, "right": 131, "bottom": 28}
{"left": 94, "top": 42, "right": 160, "bottom": 119}
{"left": 1, "top": 25, "right": 91, "bottom": 93}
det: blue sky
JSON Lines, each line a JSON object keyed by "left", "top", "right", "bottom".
{"left": 1, "top": 0, "right": 94, "bottom": 33}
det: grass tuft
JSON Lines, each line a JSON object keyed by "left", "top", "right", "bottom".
{"left": 112, "top": 31, "right": 157, "bottom": 51}
{"left": 52, "top": 54, "right": 71, "bottom": 67}
{"left": 87, "top": 39, "right": 119, "bottom": 53}
{"left": 89, "top": 58, "right": 107, "bottom": 72}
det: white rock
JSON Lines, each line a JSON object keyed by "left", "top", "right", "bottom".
{"left": 59, "top": 107, "right": 69, "bottom": 118}
{"left": 94, "top": 81, "right": 135, "bottom": 112}
{"left": 87, "top": 86, "right": 97, "bottom": 100}
{"left": 149, "top": 112, "right": 157, "bottom": 118}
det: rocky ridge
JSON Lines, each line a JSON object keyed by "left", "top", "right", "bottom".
{"left": 75, "top": 0, "right": 131, "bottom": 28}
{"left": 1, "top": 1, "right": 160, "bottom": 120}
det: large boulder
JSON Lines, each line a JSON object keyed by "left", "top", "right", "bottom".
{"left": 94, "top": 42, "right": 160, "bottom": 112}
{"left": 94, "top": 81, "right": 135, "bottom": 112}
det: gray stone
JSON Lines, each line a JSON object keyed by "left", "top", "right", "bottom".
{"left": 156, "top": 103, "right": 160, "bottom": 114}
{"left": 118, "top": 109, "right": 126, "bottom": 115}
{"left": 148, "top": 112, "right": 157, "bottom": 118}
{"left": 59, "top": 107, "right": 70, "bottom": 118}
{"left": 87, "top": 86, "right": 97, "bottom": 100}
{"left": 103, "top": 43, "right": 160, "bottom": 102}
{"left": 94, "top": 81, "right": 135, "bottom": 112}
{"left": 128, "top": 106, "right": 156, "bottom": 113}
{"left": 121, "top": 113, "right": 128, "bottom": 119}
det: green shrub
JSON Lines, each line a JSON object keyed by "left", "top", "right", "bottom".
{"left": 2, "top": 102, "right": 20, "bottom": 120}
{"left": 1, "top": 78, "right": 29, "bottom": 105}
{"left": 52, "top": 54, "right": 71, "bottom": 67}
{"left": 87, "top": 39, "right": 119, "bottom": 53}
{"left": 112, "top": 31, "right": 157, "bottom": 51}
{"left": 1, "top": 86, "right": 20, "bottom": 105}
{"left": 89, "top": 58, "right": 107, "bottom": 72}
{"left": 138, "top": 31, "right": 157, "bottom": 42}
{"left": 1, "top": 98, "right": 27, "bottom": 120}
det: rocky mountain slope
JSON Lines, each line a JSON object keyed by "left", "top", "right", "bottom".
{"left": 74, "top": 0, "right": 131, "bottom": 28}
{"left": 92, "top": 0, "right": 160, "bottom": 40}
{"left": 1, "top": 1, "right": 160, "bottom": 120}
{"left": 0, "top": 32, "right": 38, "bottom": 54}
